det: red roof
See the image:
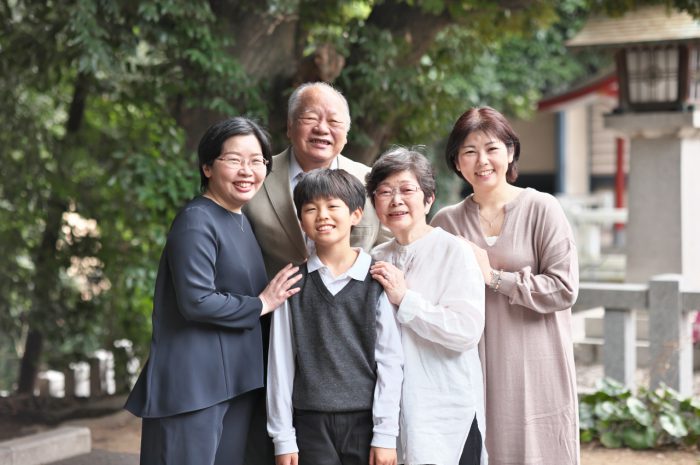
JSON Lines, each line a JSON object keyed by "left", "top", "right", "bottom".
{"left": 538, "top": 73, "right": 618, "bottom": 111}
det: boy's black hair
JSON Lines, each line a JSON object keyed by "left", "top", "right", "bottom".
{"left": 293, "top": 169, "right": 365, "bottom": 219}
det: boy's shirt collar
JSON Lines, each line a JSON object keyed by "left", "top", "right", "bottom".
{"left": 306, "top": 248, "right": 370, "bottom": 281}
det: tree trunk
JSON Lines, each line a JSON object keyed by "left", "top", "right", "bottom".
{"left": 178, "top": 2, "right": 302, "bottom": 151}
{"left": 180, "top": 0, "right": 539, "bottom": 161}
{"left": 16, "top": 330, "right": 43, "bottom": 393}
{"left": 343, "top": 0, "right": 453, "bottom": 165}
{"left": 16, "top": 74, "right": 88, "bottom": 393}
{"left": 16, "top": 194, "right": 67, "bottom": 394}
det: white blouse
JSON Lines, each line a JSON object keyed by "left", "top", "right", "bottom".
{"left": 372, "top": 227, "right": 487, "bottom": 465}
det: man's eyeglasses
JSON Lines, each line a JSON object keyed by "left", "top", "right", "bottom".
{"left": 297, "top": 115, "right": 347, "bottom": 129}
{"left": 373, "top": 184, "right": 421, "bottom": 200}
{"left": 216, "top": 156, "right": 269, "bottom": 170}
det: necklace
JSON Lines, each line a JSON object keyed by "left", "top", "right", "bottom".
{"left": 479, "top": 208, "right": 503, "bottom": 230}
{"left": 229, "top": 212, "right": 244, "bottom": 232}
{"left": 203, "top": 193, "right": 244, "bottom": 231}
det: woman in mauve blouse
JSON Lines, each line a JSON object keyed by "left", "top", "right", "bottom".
{"left": 431, "top": 106, "right": 580, "bottom": 465}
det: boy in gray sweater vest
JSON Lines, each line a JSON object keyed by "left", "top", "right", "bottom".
{"left": 267, "top": 169, "right": 403, "bottom": 465}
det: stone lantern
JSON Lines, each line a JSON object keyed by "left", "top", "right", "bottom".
{"left": 568, "top": 6, "right": 700, "bottom": 395}
{"left": 568, "top": 5, "right": 700, "bottom": 113}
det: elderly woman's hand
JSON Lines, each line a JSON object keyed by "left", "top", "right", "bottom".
{"left": 370, "top": 261, "right": 407, "bottom": 306}
{"left": 259, "top": 263, "right": 302, "bottom": 315}
{"left": 464, "top": 239, "right": 493, "bottom": 283}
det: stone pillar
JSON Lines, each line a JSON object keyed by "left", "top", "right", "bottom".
{"left": 603, "top": 307, "right": 637, "bottom": 388}
{"left": 604, "top": 111, "right": 700, "bottom": 288}
{"left": 605, "top": 111, "right": 699, "bottom": 395}
{"left": 648, "top": 275, "right": 693, "bottom": 396}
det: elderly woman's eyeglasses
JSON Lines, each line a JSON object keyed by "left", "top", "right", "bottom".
{"left": 373, "top": 184, "right": 421, "bottom": 200}
{"left": 216, "top": 156, "right": 269, "bottom": 170}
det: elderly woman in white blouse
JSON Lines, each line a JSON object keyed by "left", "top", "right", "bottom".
{"left": 367, "top": 147, "right": 487, "bottom": 465}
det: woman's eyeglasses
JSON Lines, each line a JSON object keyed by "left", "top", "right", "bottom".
{"left": 216, "top": 156, "right": 269, "bottom": 170}
{"left": 373, "top": 184, "right": 421, "bottom": 200}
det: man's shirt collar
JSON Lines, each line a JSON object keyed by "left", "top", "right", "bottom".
{"left": 288, "top": 149, "right": 339, "bottom": 191}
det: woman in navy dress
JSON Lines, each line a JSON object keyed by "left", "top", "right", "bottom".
{"left": 125, "top": 117, "right": 301, "bottom": 465}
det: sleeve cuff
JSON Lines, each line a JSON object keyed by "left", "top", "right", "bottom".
{"left": 496, "top": 271, "right": 517, "bottom": 298}
{"left": 396, "top": 289, "right": 420, "bottom": 324}
{"left": 371, "top": 432, "right": 398, "bottom": 449}
{"left": 273, "top": 438, "right": 299, "bottom": 456}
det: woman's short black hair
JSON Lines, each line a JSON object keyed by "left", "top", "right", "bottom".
{"left": 445, "top": 106, "right": 520, "bottom": 183}
{"left": 293, "top": 169, "right": 365, "bottom": 219}
{"left": 365, "top": 146, "right": 436, "bottom": 208}
{"left": 197, "top": 117, "right": 273, "bottom": 192}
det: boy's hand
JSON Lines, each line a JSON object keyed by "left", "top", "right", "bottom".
{"left": 275, "top": 452, "right": 298, "bottom": 465}
{"left": 369, "top": 446, "right": 397, "bottom": 465}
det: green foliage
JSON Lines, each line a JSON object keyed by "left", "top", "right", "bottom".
{"left": 587, "top": 0, "right": 700, "bottom": 18}
{"left": 580, "top": 378, "right": 700, "bottom": 450}
{"left": 337, "top": 0, "right": 611, "bottom": 157}
{"left": 0, "top": 0, "right": 230, "bottom": 371}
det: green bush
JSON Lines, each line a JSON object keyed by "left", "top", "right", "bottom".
{"left": 579, "top": 378, "right": 700, "bottom": 449}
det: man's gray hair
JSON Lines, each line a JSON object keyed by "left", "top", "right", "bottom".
{"left": 287, "top": 82, "right": 351, "bottom": 130}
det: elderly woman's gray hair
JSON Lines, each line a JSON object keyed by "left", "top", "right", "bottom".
{"left": 365, "top": 147, "right": 436, "bottom": 207}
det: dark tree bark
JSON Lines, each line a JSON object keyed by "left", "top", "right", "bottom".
{"left": 343, "top": 0, "right": 453, "bottom": 164}
{"left": 334, "top": 0, "right": 534, "bottom": 164}
{"left": 177, "top": 1, "right": 456, "bottom": 160}
{"left": 16, "top": 74, "right": 87, "bottom": 393}
{"left": 177, "top": 3, "right": 302, "bottom": 151}
{"left": 16, "top": 195, "right": 66, "bottom": 393}
{"left": 179, "top": 0, "right": 538, "bottom": 161}
{"left": 17, "top": 330, "right": 43, "bottom": 393}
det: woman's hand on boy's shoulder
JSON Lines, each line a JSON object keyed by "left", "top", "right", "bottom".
{"left": 259, "top": 263, "right": 302, "bottom": 315}
{"left": 275, "top": 452, "right": 298, "bottom": 465}
{"left": 370, "top": 261, "right": 406, "bottom": 306}
{"left": 369, "top": 446, "right": 397, "bottom": 465}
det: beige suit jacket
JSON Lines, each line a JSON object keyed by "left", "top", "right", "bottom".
{"left": 244, "top": 148, "right": 388, "bottom": 278}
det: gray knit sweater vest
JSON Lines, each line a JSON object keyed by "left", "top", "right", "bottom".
{"left": 290, "top": 262, "right": 383, "bottom": 412}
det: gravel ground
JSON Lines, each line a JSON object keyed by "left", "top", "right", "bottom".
{"left": 57, "top": 385, "right": 698, "bottom": 465}
{"left": 3, "top": 365, "right": 698, "bottom": 465}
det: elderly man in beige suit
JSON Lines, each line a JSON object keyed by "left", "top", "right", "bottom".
{"left": 245, "top": 81, "right": 386, "bottom": 278}
{"left": 243, "top": 81, "right": 388, "bottom": 465}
